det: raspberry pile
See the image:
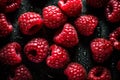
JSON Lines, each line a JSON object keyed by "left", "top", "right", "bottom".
{"left": 0, "top": 0, "right": 120, "bottom": 80}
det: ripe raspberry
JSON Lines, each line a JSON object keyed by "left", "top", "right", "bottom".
{"left": 64, "top": 63, "right": 86, "bottom": 80}
{"left": 24, "top": 38, "right": 49, "bottom": 63}
{"left": 0, "top": 42, "right": 22, "bottom": 65}
{"left": 105, "top": 0, "right": 120, "bottom": 23}
{"left": 88, "top": 66, "right": 111, "bottom": 80}
{"left": 74, "top": 15, "right": 98, "bottom": 36}
{"left": 46, "top": 44, "right": 69, "bottom": 69}
{"left": 90, "top": 38, "right": 113, "bottom": 63}
{"left": 54, "top": 23, "right": 79, "bottom": 48}
{"left": 42, "top": 5, "right": 67, "bottom": 29}
{"left": 0, "top": 13, "right": 13, "bottom": 37}
{"left": 86, "top": 0, "right": 109, "bottom": 8}
{"left": 117, "top": 60, "right": 120, "bottom": 72}
{"left": 9, "top": 65, "right": 32, "bottom": 80}
{"left": 109, "top": 27, "right": 120, "bottom": 50}
{"left": 18, "top": 12, "right": 43, "bottom": 35}
{"left": 0, "top": 0, "right": 21, "bottom": 13}
{"left": 58, "top": 0, "right": 82, "bottom": 17}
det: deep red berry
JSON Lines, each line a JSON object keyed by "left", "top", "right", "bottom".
{"left": 58, "top": 0, "right": 82, "bottom": 17}
{"left": 0, "top": 0, "right": 21, "bottom": 13}
{"left": 109, "top": 27, "right": 120, "bottom": 50}
{"left": 0, "top": 42, "right": 21, "bottom": 65}
{"left": 46, "top": 44, "right": 69, "bottom": 69}
{"left": 42, "top": 5, "right": 67, "bottom": 29}
{"left": 86, "top": 0, "right": 109, "bottom": 8}
{"left": 9, "top": 65, "right": 32, "bottom": 80}
{"left": 91, "top": 38, "right": 113, "bottom": 63}
{"left": 88, "top": 66, "right": 111, "bottom": 80}
{"left": 117, "top": 60, "right": 120, "bottom": 72}
{"left": 64, "top": 63, "right": 86, "bottom": 80}
{"left": 106, "top": 0, "right": 120, "bottom": 23}
{"left": 0, "top": 13, "right": 13, "bottom": 37}
{"left": 75, "top": 15, "right": 98, "bottom": 36}
{"left": 54, "top": 23, "right": 79, "bottom": 48}
{"left": 24, "top": 38, "right": 49, "bottom": 63}
{"left": 18, "top": 12, "right": 43, "bottom": 35}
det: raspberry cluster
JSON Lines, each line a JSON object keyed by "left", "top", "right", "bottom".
{"left": 0, "top": 0, "right": 120, "bottom": 80}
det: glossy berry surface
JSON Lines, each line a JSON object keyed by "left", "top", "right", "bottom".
{"left": 64, "top": 63, "right": 86, "bottom": 80}
{"left": 18, "top": 12, "right": 43, "bottom": 35}
{"left": 88, "top": 66, "right": 111, "bottom": 80}
{"left": 46, "top": 44, "right": 70, "bottom": 69}
{"left": 91, "top": 38, "right": 113, "bottom": 63}
{"left": 42, "top": 5, "right": 67, "bottom": 29}
{"left": 54, "top": 23, "right": 79, "bottom": 48}
{"left": 24, "top": 38, "right": 49, "bottom": 63}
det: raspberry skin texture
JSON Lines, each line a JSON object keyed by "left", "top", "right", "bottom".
{"left": 0, "top": 42, "right": 22, "bottom": 65}
{"left": 106, "top": 0, "right": 120, "bottom": 23}
{"left": 86, "top": 0, "right": 109, "bottom": 8}
{"left": 88, "top": 66, "right": 111, "bottom": 80}
{"left": 24, "top": 38, "right": 49, "bottom": 63}
{"left": 0, "top": 0, "right": 21, "bottom": 13}
{"left": 18, "top": 12, "right": 43, "bottom": 35}
{"left": 58, "top": 0, "right": 82, "bottom": 17}
{"left": 46, "top": 44, "right": 70, "bottom": 69}
{"left": 8, "top": 65, "right": 32, "bottom": 80}
{"left": 42, "top": 5, "right": 67, "bottom": 29}
{"left": 117, "top": 60, "right": 120, "bottom": 72}
{"left": 90, "top": 38, "right": 113, "bottom": 63}
{"left": 109, "top": 27, "right": 120, "bottom": 50}
{"left": 64, "top": 63, "right": 86, "bottom": 80}
{"left": 75, "top": 15, "right": 98, "bottom": 36}
{"left": 0, "top": 13, "right": 13, "bottom": 37}
{"left": 54, "top": 23, "right": 79, "bottom": 48}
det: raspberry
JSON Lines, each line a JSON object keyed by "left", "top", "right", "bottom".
{"left": 105, "top": 0, "right": 120, "bottom": 23}
{"left": 54, "top": 23, "right": 79, "bottom": 48}
{"left": 24, "top": 38, "right": 49, "bottom": 63}
{"left": 90, "top": 38, "right": 113, "bottom": 63}
{"left": 117, "top": 60, "right": 120, "bottom": 72}
{"left": 64, "top": 63, "right": 86, "bottom": 80}
{"left": 74, "top": 15, "right": 98, "bottom": 36}
{"left": 58, "top": 0, "right": 82, "bottom": 17}
{"left": 42, "top": 5, "right": 67, "bottom": 29}
{"left": 109, "top": 27, "right": 120, "bottom": 50}
{"left": 0, "top": 0, "right": 21, "bottom": 13}
{"left": 9, "top": 65, "right": 32, "bottom": 80}
{"left": 0, "top": 42, "right": 22, "bottom": 65}
{"left": 0, "top": 13, "right": 13, "bottom": 37}
{"left": 86, "top": 0, "right": 109, "bottom": 8}
{"left": 88, "top": 66, "right": 111, "bottom": 80}
{"left": 18, "top": 12, "right": 43, "bottom": 35}
{"left": 46, "top": 44, "right": 69, "bottom": 69}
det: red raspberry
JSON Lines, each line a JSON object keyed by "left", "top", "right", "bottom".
{"left": 0, "top": 0, "right": 21, "bottom": 13}
{"left": 74, "top": 15, "right": 98, "bottom": 36}
{"left": 64, "top": 63, "right": 86, "bottom": 80}
{"left": 109, "top": 27, "right": 120, "bottom": 50}
{"left": 86, "top": 0, "right": 109, "bottom": 8}
{"left": 0, "top": 13, "right": 13, "bottom": 37}
{"left": 24, "top": 38, "right": 49, "bottom": 63}
{"left": 105, "top": 0, "right": 120, "bottom": 23}
{"left": 46, "top": 44, "right": 69, "bottom": 69}
{"left": 117, "top": 60, "right": 120, "bottom": 72}
{"left": 54, "top": 23, "right": 79, "bottom": 48}
{"left": 9, "top": 65, "right": 32, "bottom": 80}
{"left": 58, "top": 0, "right": 82, "bottom": 17}
{"left": 88, "top": 66, "right": 111, "bottom": 80}
{"left": 0, "top": 42, "right": 22, "bottom": 65}
{"left": 18, "top": 12, "right": 43, "bottom": 35}
{"left": 42, "top": 5, "right": 67, "bottom": 29}
{"left": 90, "top": 38, "right": 113, "bottom": 63}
